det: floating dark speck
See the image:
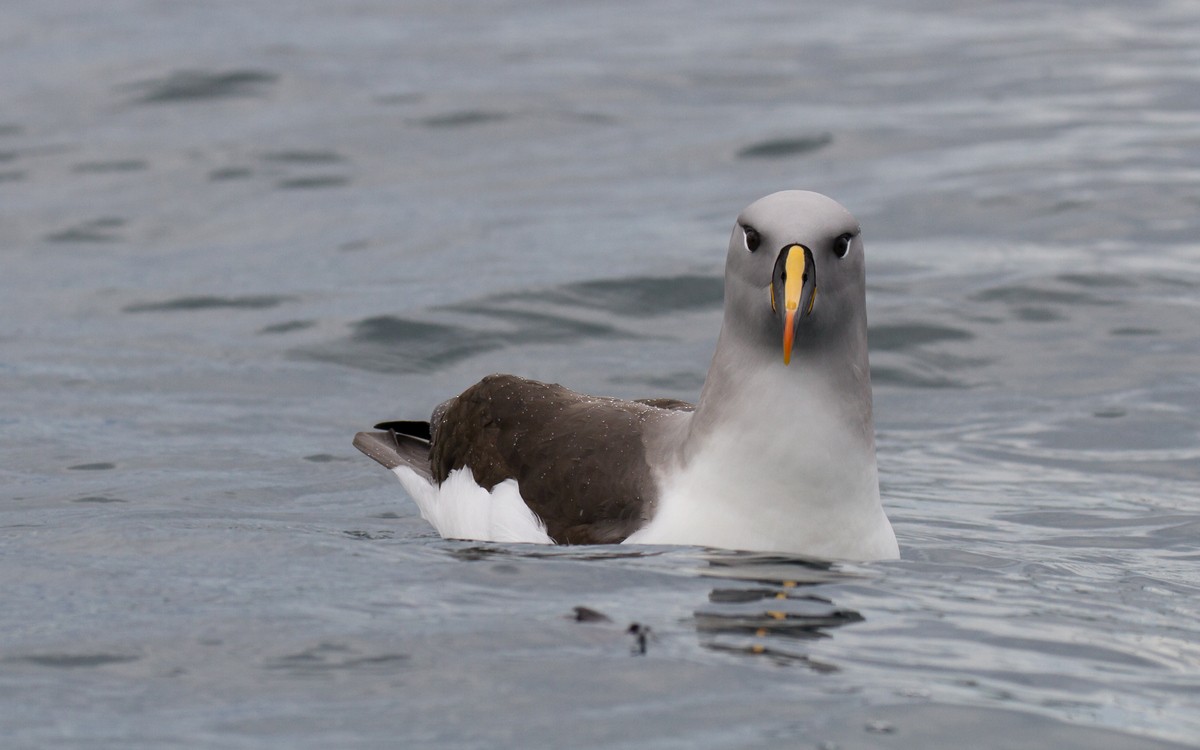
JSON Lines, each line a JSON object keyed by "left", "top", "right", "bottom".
{"left": 571, "top": 606, "right": 612, "bottom": 623}
{"left": 627, "top": 623, "right": 652, "bottom": 655}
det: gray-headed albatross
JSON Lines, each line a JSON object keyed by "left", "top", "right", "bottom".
{"left": 354, "top": 191, "right": 899, "bottom": 561}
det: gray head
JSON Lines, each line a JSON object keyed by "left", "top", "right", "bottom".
{"left": 722, "top": 190, "right": 867, "bottom": 365}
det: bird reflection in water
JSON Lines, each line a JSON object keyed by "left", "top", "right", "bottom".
{"left": 694, "top": 553, "right": 866, "bottom": 671}
{"left": 442, "top": 544, "right": 868, "bottom": 670}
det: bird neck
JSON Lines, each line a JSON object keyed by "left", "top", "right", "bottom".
{"left": 644, "top": 328, "right": 890, "bottom": 558}
{"left": 688, "top": 326, "right": 877, "bottom": 464}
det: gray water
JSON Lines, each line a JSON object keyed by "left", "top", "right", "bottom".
{"left": 3, "top": 1, "right": 1199, "bottom": 747}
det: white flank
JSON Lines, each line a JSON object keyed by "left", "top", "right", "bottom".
{"left": 391, "top": 465, "right": 553, "bottom": 544}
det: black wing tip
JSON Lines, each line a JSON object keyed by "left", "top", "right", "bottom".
{"left": 372, "top": 420, "right": 432, "bottom": 442}
{"left": 353, "top": 430, "right": 434, "bottom": 481}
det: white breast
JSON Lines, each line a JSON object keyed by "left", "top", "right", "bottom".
{"left": 624, "top": 366, "right": 899, "bottom": 561}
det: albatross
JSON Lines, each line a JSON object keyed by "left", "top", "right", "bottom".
{"left": 353, "top": 190, "right": 899, "bottom": 561}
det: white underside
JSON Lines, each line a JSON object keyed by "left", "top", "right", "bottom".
{"left": 390, "top": 455, "right": 896, "bottom": 562}
{"left": 626, "top": 364, "right": 899, "bottom": 561}
{"left": 623, "top": 437, "right": 899, "bottom": 560}
{"left": 391, "top": 465, "right": 553, "bottom": 544}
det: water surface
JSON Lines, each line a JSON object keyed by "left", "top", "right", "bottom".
{"left": 2, "top": 0, "right": 1199, "bottom": 747}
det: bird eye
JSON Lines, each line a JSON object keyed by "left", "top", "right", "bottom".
{"left": 834, "top": 233, "right": 854, "bottom": 258}
{"left": 742, "top": 225, "right": 760, "bottom": 253}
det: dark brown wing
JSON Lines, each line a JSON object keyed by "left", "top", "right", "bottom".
{"left": 429, "top": 374, "right": 681, "bottom": 544}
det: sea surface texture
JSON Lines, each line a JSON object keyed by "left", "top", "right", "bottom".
{"left": 2, "top": 1, "right": 1199, "bottom": 747}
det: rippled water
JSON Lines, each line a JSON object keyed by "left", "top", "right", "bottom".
{"left": 3, "top": 1, "right": 1199, "bottom": 747}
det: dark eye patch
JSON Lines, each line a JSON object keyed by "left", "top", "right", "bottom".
{"left": 742, "top": 225, "right": 760, "bottom": 253}
{"left": 834, "top": 233, "right": 854, "bottom": 258}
